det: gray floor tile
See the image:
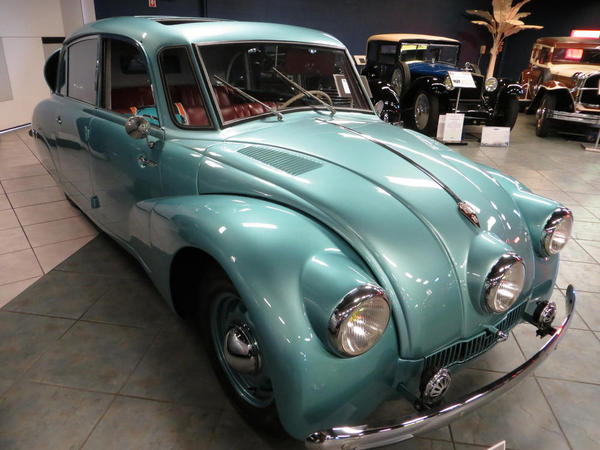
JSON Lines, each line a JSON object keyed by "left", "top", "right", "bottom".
{"left": 83, "top": 396, "right": 221, "bottom": 450}
{"left": 27, "top": 321, "right": 155, "bottom": 393}
{"left": 575, "top": 291, "right": 600, "bottom": 331}
{"left": 82, "top": 275, "right": 172, "bottom": 328}
{"left": 54, "top": 233, "right": 146, "bottom": 279}
{"left": 551, "top": 287, "right": 588, "bottom": 330}
{"left": 122, "top": 326, "right": 228, "bottom": 409}
{"left": 513, "top": 327, "right": 600, "bottom": 384}
{"left": 572, "top": 221, "right": 600, "bottom": 241}
{"left": 3, "top": 271, "right": 112, "bottom": 319}
{"left": 556, "top": 261, "right": 600, "bottom": 293}
{"left": 560, "top": 238, "right": 596, "bottom": 263}
{"left": 380, "top": 439, "right": 454, "bottom": 450}
{"left": 0, "top": 381, "right": 113, "bottom": 450}
{"left": 448, "top": 370, "right": 569, "bottom": 449}
{"left": 0, "top": 311, "right": 74, "bottom": 378}
{"left": 539, "top": 378, "right": 600, "bottom": 450}
{"left": 0, "top": 377, "right": 14, "bottom": 398}
{"left": 578, "top": 239, "right": 600, "bottom": 264}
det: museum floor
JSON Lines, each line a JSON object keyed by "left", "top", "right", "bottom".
{"left": 0, "top": 116, "right": 599, "bottom": 449}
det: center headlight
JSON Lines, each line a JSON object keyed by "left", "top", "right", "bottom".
{"left": 484, "top": 77, "right": 498, "bottom": 92}
{"left": 485, "top": 253, "right": 525, "bottom": 313}
{"left": 542, "top": 207, "right": 573, "bottom": 256}
{"left": 328, "top": 284, "right": 390, "bottom": 357}
{"left": 443, "top": 75, "right": 455, "bottom": 91}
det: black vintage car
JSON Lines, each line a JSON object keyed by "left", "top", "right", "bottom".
{"left": 362, "top": 34, "right": 523, "bottom": 136}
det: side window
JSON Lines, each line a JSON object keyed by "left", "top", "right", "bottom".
{"left": 159, "top": 47, "right": 210, "bottom": 127}
{"left": 102, "top": 38, "right": 157, "bottom": 125}
{"left": 67, "top": 38, "right": 98, "bottom": 104}
{"left": 367, "top": 42, "right": 378, "bottom": 63}
{"left": 538, "top": 47, "right": 551, "bottom": 65}
{"left": 378, "top": 44, "right": 398, "bottom": 65}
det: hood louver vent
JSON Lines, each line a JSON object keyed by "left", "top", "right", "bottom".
{"left": 238, "top": 146, "right": 322, "bottom": 176}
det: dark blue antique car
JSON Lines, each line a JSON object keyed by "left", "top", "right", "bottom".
{"left": 363, "top": 34, "right": 523, "bottom": 135}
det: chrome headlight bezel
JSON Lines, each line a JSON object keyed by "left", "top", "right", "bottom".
{"left": 328, "top": 283, "right": 391, "bottom": 357}
{"left": 484, "top": 253, "right": 525, "bottom": 313}
{"left": 484, "top": 77, "right": 498, "bottom": 92}
{"left": 542, "top": 207, "right": 573, "bottom": 256}
{"left": 443, "top": 75, "right": 455, "bottom": 91}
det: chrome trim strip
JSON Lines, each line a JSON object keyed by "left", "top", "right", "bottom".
{"left": 547, "top": 110, "right": 600, "bottom": 126}
{"left": 305, "top": 285, "right": 576, "bottom": 450}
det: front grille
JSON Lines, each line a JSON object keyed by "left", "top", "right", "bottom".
{"left": 424, "top": 301, "right": 527, "bottom": 371}
{"left": 450, "top": 74, "right": 484, "bottom": 100}
{"left": 581, "top": 74, "right": 600, "bottom": 106}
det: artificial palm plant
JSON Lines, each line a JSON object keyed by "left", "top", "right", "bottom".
{"left": 467, "top": 0, "right": 543, "bottom": 78}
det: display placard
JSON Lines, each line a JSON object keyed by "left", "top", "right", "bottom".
{"left": 448, "top": 71, "right": 476, "bottom": 89}
{"left": 481, "top": 126, "right": 511, "bottom": 147}
{"left": 333, "top": 74, "right": 352, "bottom": 98}
{"left": 437, "top": 113, "right": 464, "bottom": 143}
{"left": 353, "top": 55, "right": 366, "bottom": 66}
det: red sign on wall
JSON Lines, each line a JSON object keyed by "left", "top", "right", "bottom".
{"left": 149, "top": 0, "right": 157, "bottom": 7}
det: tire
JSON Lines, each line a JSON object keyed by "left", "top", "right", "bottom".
{"left": 535, "top": 94, "right": 556, "bottom": 138}
{"left": 409, "top": 91, "right": 440, "bottom": 136}
{"left": 494, "top": 97, "right": 520, "bottom": 129}
{"left": 197, "top": 269, "right": 283, "bottom": 434}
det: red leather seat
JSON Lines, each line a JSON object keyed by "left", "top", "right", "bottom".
{"left": 111, "top": 86, "right": 154, "bottom": 114}
{"left": 213, "top": 85, "right": 278, "bottom": 121}
{"left": 168, "top": 85, "right": 209, "bottom": 126}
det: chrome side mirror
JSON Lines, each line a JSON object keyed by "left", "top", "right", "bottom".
{"left": 125, "top": 116, "right": 150, "bottom": 140}
{"left": 374, "top": 100, "right": 385, "bottom": 118}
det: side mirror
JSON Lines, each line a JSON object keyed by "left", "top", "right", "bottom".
{"left": 374, "top": 100, "right": 385, "bottom": 118}
{"left": 125, "top": 116, "right": 150, "bottom": 140}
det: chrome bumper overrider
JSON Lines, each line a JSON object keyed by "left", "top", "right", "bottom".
{"left": 305, "top": 285, "right": 577, "bottom": 450}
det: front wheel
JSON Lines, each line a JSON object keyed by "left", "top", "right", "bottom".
{"left": 494, "top": 97, "right": 520, "bottom": 129}
{"left": 409, "top": 91, "right": 440, "bottom": 136}
{"left": 198, "top": 270, "right": 283, "bottom": 433}
{"left": 536, "top": 94, "right": 556, "bottom": 137}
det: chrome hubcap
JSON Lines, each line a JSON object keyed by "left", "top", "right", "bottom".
{"left": 224, "top": 324, "right": 261, "bottom": 375}
{"left": 414, "top": 93, "right": 430, "bottom": 130}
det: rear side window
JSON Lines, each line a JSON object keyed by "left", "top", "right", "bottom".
{"left": 102, "top": 38, "right": 157, "bottom": 125}
{"left": 67, "top": 38, "right": 98, "bottom": 104}
{"left": 159, "top": 47, "right": 210, "bottom": 127}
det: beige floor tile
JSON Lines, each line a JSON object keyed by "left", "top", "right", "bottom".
{"left": 0, "top": 194, "right": 10, "bottom": 211}
{"left": 7, "top": 186, "right": 64, "bottom": 208}
{"left": 0, "top": 210, "right": 20, "bottom": 230}
{"left": 0, "top": 154, "right": 40, "bottom": 169}
{"left": 561, "top": 239, "right": 596, "bottom": 263}
{"left": 557, "top": 261, "right": 600, "bottom": 293}
{"left": 0, "top": 249, "right": 42, "bottom": 286}
{"left": 24, "top": 216, "right": 97, "bottom": 248}
{"left": 15, "top": 200, "right": 80, "bottom": 226}
{"left": 0, "top": 228, "right": 30, "bottom": 255}
{"left": 1, "top": 174, "right": 56, "bottom": 194}
{"left": 34, "top": 236, "right": 95, "bottom": 273}
{"left": 0, "top": 163, "right": 47, "bottom": 181}
{"left": 579, "top": 240, "right": 600, "bottom": 264}
{"left": 0, "top": 276, "right": 39, "bottom": 308}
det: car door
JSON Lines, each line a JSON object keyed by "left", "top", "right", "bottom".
{"left": 54, "top": 37, "right": 99, "bottom": 216}
{"left": 86, "top": 36, "right": 165, "bottom": 243}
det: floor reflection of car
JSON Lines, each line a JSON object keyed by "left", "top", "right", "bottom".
{"left": 32, "top": 16, "right": 577, "bottom": 450}
{"left": 519, "top": 36, "right": 600, "bottom": 137}
{"left": 362, "top": 34, "right": 522, "bottom": 135}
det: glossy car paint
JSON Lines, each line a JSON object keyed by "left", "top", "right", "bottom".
{"left": 32, "top": 17, "right": 566, "bottom": 441}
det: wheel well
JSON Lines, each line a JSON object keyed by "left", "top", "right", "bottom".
{"left": 170, "top": 247, "right": 225, "bottom": 319}
{"left": 530, "top": 88, "right": 574, "bottom": 114}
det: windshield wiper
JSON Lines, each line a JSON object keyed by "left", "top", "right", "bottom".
{"left": 213, "top": 75, "right": 283, "bottom": 121}
{"left": 272, "top": 67, "right": 336, "bottom": 117}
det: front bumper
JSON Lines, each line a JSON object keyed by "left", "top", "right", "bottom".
{"left": 305, "top": 285, "right": 576, "bottom": 450}
{"left": 544, "top": 109, "right": 600, "bottom": 128}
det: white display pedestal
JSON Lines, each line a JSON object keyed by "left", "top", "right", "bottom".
{"left": 481, "top": 126, "right": 511, "bottom": 147}
{"left": 436, "top": 113, "right": 467, "bottom": 145}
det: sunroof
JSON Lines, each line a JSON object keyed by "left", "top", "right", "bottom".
{"left": 136, "top": 16, "right": 227, "bottom": 25}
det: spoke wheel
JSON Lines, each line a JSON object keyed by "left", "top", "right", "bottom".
{"left": 414, "top": 93, "right": 430, "bottom": 131}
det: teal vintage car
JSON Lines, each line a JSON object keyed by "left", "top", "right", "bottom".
{"left": 32, "top": 16, "right": 576, "bottom": 449}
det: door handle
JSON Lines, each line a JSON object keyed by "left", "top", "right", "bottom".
{"left": 56, "top": 116, "right": 62, "bottom": 125}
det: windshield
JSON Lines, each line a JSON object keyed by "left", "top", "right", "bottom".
{"left": 552, "top": 47, "right": 600, "bottom": 65}
{"left": 198, "top": 42, "right": 371, "bottom": 124}
{"left": 399, "top": 42, "right": 459, "bottom": 65}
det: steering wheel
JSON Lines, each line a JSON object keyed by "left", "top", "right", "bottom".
{"left": 280, "top": 90, "right": 333, "bottom": 108}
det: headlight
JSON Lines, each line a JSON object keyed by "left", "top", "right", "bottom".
{"left": 443, "top": 75, "right": 454, "bottom": 91}
{"left": 485, "top": 253, "right": 525, "bottom": 313}
{"left": 328, "top": 284, "right": 390, "bottom": 357}
{"left": 484, "top": 77, "right": 498, "bottom": 92}
{"left": 542, "top": 207, "right": 573, "bottom": 256}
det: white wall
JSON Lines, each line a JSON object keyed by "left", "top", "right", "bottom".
{"left": 0, "top": 0, "right": 95, "bottom": 130}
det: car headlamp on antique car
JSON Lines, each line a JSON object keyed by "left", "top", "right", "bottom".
{"left": 485, "top": 253, "right": 526, "bottom": 313}
{"left": 443, "top": 75, "right": 454, "bottom": 91}
{"left": 542, "top": 207, "right": 573, "bottom": 256}
{"left": 484, "top": 77, "right": 499, "bottom": 92}
{"left": 328, "top": 284, "right": 390, "bottom": 357}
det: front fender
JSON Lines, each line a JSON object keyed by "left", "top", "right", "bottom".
{"left": 497, "top": 78, "right": 523, "bottom": 98}
{"left": 145, "top": 194, "right": 402, "bottom": 439}
{"left": 528, "top": 82, "right": 574, "bottom": 113}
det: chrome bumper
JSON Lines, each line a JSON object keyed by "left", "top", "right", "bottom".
{"left": 305, "top": 285, "right": 577, "bottom": 450}
{"left": 546, "top": 110, "right": 600, "bottom": 127}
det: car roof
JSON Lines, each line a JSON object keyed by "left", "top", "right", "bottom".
{"left": 65, "top": 16, "right": 345, "bottom": 51}
{"left": 536, "top": 36, "right": 600, "bottom": 48}
{"left": 368, "top": 34, "right": 459, "bottom": 44}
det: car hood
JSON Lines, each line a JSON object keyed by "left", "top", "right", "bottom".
{"left": 550, "top": 63, "right": 600, "bottom": 77}
{"left": 198, "top": 113, "right": 534, "bottom": 357}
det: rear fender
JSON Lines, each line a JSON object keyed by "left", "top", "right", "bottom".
{"left": 145, "top": 194, "right": 401, "bottom": 439}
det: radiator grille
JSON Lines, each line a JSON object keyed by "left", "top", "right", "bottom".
{"left": 238, "top": 146, "right": 322, "bottom": 176}
{"left": 424, "top": 301, "right": 527, "bottom": 371}
{"left": 581, "top": 74, "right": 600, "bottom": 106}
